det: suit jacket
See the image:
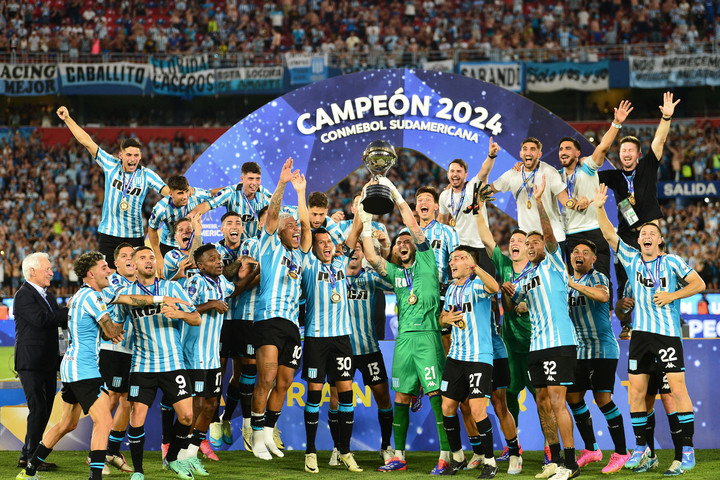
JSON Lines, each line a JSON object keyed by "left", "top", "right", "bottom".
{"left": 13, "top": 281, "right": 69, "bottom": 372}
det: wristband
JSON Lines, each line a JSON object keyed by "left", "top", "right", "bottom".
{"left": 154, "top": 295, "right": 163, "bottom": 303}
{"left": 662, "top": 115, "right": 672, "bottom": 121}
{"left": 488, "top": 153, "right": 497, "bottom": 158}
{"left": 611, "top": 121, "right": 622, "bottom": 129}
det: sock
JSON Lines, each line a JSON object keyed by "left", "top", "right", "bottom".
{"left": 304, "top": 390, "right": 321, "bottom": 454}
{"left": 476, "top": 417, "right": 494, "bottom": 459}
{"left": 128, "top": 426, "right": 145, "bottom": 474}
{"left": 630, "top": 412, "right": 647, "bottom": 447}
{"left": 223, "top": 383, "right": 241, "bottom": 422}
{"left": 668, "top": 411, "right": 682, "bottom": 461}
{"left": 469, "top": 435, "right": 483, "bottom": 455}
{"left": 506, "top": 392, "right": 520, "bottom": 427}
{"left": 429, "top": 394, "right": 451, "bottom": 451}
{"left": 166, "top": 420, "right": 189, "bottom": 463}
{"left": 506, "top": 436, "right": 520, "bottom": 457}
{"left": 645, "top": 409, "right": 656, "bottom": 457}
{"left": 239, "top": 366, "right": 257, "bottom": 420}
{"left": 600, "top": 401, "right": 627, "bottom": 454}
{"left": 338, "top": 390, "right": 355, "bottom": 455}
{"left": 564, "top": 447, "right": 578, "bottom": 470}
{"left": 442, "top": 414, "right": 462, "bottom": 453}
{"left": 26, "top": 442, "right": 53, "bottom": 476}
{"left": 251, "top": 411, "right": 265, "bottom": 432}
{"left": 378, "top": 407, "right": 393, "bottom": 450}
{"left": 328, "top": 409, "right": 339, "bottom": 449}
{"left": 264, "top": 410, "right": 281, "bottom": 429}
{"left": 88, "top": 449, "right": 106, "bottom": 480}
{"left": 188, "top": 429, "right": 206, "bottom": 457}
{"left": 160, "top": 401, "right": 175, "bottom": 444}
{"left": 569, "top": 401, "right": 598, "bottom": 451}
{"left": 107, "top": 428, "right": 126, "bottom": 456}
{"left": 393, "top": 402, "right": 410, "bottom": 451}
{"left": 211, "top": 398, "right": 221, "bottom": 424}
{"left": 549, "top": 443, "right": 562, "bottom": 465}
{"left": 678, "top": 411, "right": 694, "bottom": 450}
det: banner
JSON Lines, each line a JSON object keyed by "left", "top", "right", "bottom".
{"left": 150, "top": 54, "right": 215, "bottom": 96}
{"left": 686, "top": 315, "right": 720, "bottom": 338}
{"left": 525, "top": 61, "right": 609, "bottom": 92}
{"left": 629, "top": 53, "right": 720, "bottom": 88}
{"left": 658, "top": 181, "right": 720, "bottom": 198}
{"left": 422, "top": 59, "right": 455, "bottom": 73}
{"left": 285, "top": 53, "right": 328, "bottom": 85}
{"left": 215, "top": 66, "right": 284, "bottom": 93}
{"left": 0, "top": 63, "right": 57, "bottom": 96}
{"left": 458, "top": 62, "right": 523, "bottom": 92}
{"left": 58, "top": 62, "right": 150, "bottom": 94}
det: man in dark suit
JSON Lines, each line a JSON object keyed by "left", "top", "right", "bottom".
{"left": 14, "top": 252, "right": 68, "bottom": 470}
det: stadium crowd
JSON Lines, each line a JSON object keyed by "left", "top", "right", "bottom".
{"left": 0, "top": 0, "right": 718, "bottom": 64}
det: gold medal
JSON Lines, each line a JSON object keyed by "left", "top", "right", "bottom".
{"left": 408, "top": 292, "right": 418, "bottom": 305}
{"left": 449, "top": 218, "right": 456, "bottom": 227}
{"left": 288, "top": 270, "right": 298, "bottom": 279}
{"left": 527, "top": 200, "right": 532, "bottom": 209}
{"left": 565, "top": 198, "right": 576, "bottom": 209}
{"left": 330, "top": 290, "right": 341, "bottom": 303}
{"left": 119, "top": 200, "right": 129, "bottom": 211}
{"left": 456, "top": 319, "right": 466, "bottom": 329}
{"left": 371, "top": 230, "right": 382, "bottom": 239}
{"left": 628, "top": 194, "right": 636, "bottom": 205}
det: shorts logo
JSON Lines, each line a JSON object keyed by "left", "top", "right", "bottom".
{"left": 472, "top": 388, "right": 480, "bottom": 394}
{"left": 666, "top": 362, "right": 676, "bottom": 369}
{"left": 178, "top": 389, "right": 188, "bottom": 396}
{"left": 112, "top": 376, "right": 122, "bottom": 388}
{"left": 392, "top": 377, "right": 400, "bottom": 388}
{"left": 440, "top": 380, "right": 448, "bottom": 391}
{"left": 341, "top": 371, "right": 351, "bottom": 378}
{"left": 546, "top": 376, "right": 555, "bottom": 382}
{"left": 629, "top": 359, "right": 638, "bottom": 371}
{"left": 130, "top": 385, "right": 139, "bottom": 398}
{"left": 195, "top": 381, "right": 204, "bottom": 392}
{"left": 371, "top": 376, "right": 380, "bottom": 382}
{"left": 247, "top": 345, "right": 255, "bottom": 355}
{"left": 427, "top": 381, "right": 436, "bottom": 387}
{"left": 308, "top": 368, "right": 318, "bottom": 379}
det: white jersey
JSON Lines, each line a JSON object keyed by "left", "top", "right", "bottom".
{"left": 439, "top": 176, "right": 489, "bottom": 248}
{"left": 493, "top": 161, "right": 567, "bottom": 242}
{"left": 558, "top": 157, "right": 601, "bottom": 234}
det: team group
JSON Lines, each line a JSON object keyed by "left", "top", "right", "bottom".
{"left": 16, "top": 93, "right": 703, "bottom": 480}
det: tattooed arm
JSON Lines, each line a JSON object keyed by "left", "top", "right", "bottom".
{"left": 533, "top": 175, "right": 557, "bottom": 253}
{"left": 98, "top": 313, "right": 124, "bottom": 343}
{"left": 264, "top": 157, "right": 297, "bottom": 235}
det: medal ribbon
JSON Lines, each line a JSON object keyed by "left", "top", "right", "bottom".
{"left": 121, "top": 169, "right": 139, "bottom": 204}
{"left": 321, "top": 262, "right": 338, "bottom": 291}
{"left": 241, "top": 188, "right": 258, "bottom": 220}
{"left": 346, "top": 268, "right": 364, "bottom": 291}
{"left": 449, "top": 183, "right": 466, "bottom": 224}
{"left": 642, "top": 256, "right": 662, "bottom": 289}
{"left": 403, "top": 266, "right": 414, "bottom": 293}
{"left": 453, "top": 275, "right": 473, "bottom": 310}
{"left": 202, "top": 274, "right": 223, "bottom": 298}
{"left": 569, "top": 271, "right": 591, "bottom": 296}
{"left": 623, "top": 170, "right": 636, "bottom": 199}
{"left": 566, "top": 168, "right": 577, "bottom": 199}
{"left": 285, "top": 247, "right": 298, "bottom": 275}
{"left": 137, "top": 278, "right": 160, "bottom": 296}
{"left": 421, "top": 219, "right": 436, "bottom": 235}
{"left": 516, "top": 167, "right": 537, "bottom": 200}
{"left": 510, "top": 262, "right": 534, "bottom": 285}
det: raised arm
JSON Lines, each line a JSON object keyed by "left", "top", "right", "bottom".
{"left": 651, "top": 92, "right": 681, "bottom": 160}
{"left": 590, "top": 100, "right": 633, "bottom": 167}
{"left": 533, "top": 175, "right": 557, "bottom": 253}
{"left": 264, "top": 157, "right": 297, "bottom": 235}
{"left": 148, "top": 227, "right": 164, "bottom": 278}
{"left": 476, "top": 136, "right": 499, "bottom": 184}
{"left": 473, "top": 264, "right": 499, "bottom": 294}
{"left": 358, "top": 204, "right": 387, "bottom": 277}
{"left": 56, "top": 106, "right": 99, "bottom": 158}
{"left": 594, "top": 184, "right": 620, "bottom": 251}
{"left": 474, "top": 197, "right": 497, "bottom": 257}
{"left": 376, "top": 177, "right": 426, "bottom": 244}
{"left": 291, "top": 172, "right": 312, "bottom": 253}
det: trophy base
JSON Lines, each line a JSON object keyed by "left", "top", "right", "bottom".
{"left": 362, "top": 184, "right": 395, "bottom": 215}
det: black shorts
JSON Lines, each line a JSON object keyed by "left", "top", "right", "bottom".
{"left": 98, "top": 233, "right": 144, "bottom": 268}
{"left": 528, "top": 346, "right": 577, "bottom": 388}
{"left": 99, "top": 350, "right": 132, "bottom": 393}
{"left": 492, "top": 357, "right": 511, "bottom": 390}
{"left": 647, "top": 367, "right": 671, "bottom": 395}
{"left": 628, "top": 331, "right": 685, "bottom": 374}
{"left": 189, "top": 368, "right": 223, "bottom": 398}
{"left": 353, "top": 350, "right": 389, "bottom": 386}
{"left": 61, "top": 378, "right": 108, "bottom": 415}
{"left": 254, "top": 318, "right": 302, "bottom": 369}
{"left": 220, "top": 320, "right": 255, "bottom": 358}
{"left": 568, "top": 358, "right": 618, "bottom": 394}
{"left": 128, "top": 370, "right": 193, "bottom": 407}
{"left": 302, "top": 335, "right": 354, "bottom": 384}
{"left": 441, "top": 357, "right": 493, "bottom": 401}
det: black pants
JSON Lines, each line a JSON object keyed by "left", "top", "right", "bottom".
{"left": 98, "top": 233, "right": 145, "bottom": 268}
{"left": 17, "top": 369, "right": 58, "bottom": 460}
{"left": 565, "top": 228, "right": 613, "bottom": 306}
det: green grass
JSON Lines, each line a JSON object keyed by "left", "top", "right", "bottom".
{"left": 2, "top": 449, "right": 719, "bottom": 479}
{"left": 0, "top": 346, "right": 16, "bottom": 380}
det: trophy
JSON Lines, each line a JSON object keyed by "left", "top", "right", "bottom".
{"left": 361, "top": 140, "right": 398, "bottom": 215}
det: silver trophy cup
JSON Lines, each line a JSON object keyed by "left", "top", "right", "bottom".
{"left": 361, "top": 140, "right": 398, "bottom": 215}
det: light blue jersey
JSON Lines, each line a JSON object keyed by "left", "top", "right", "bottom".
{"left": 512, "top": 247, "right": 578, "bottom": 351}
{"left": 100, "top": 272, "right": 134, "bottom": 354}
{"left": 616, "top": 240, "right": 693, "bottom": 337}
{"left": 491, "top": 315, "right": 508, "bottom": 360}
{"left": 214, "top": 240, "right": 243, "bottom": 320}
{"left": 285, "top": 205, "right": 345, "bottom": 245}
{"left": 568, "top": 270, "right": 619, "bottom": 359}
{"left": 346, "top": 268, "right": 392, "bottom": 355}
{"left": 120, "top": 279, "right": 195, "bottom": 373}
{"left": 237, "top": 237, "right": 262, "bottom": 321}
{"left": 208, "top": 184, "right": 272, "bottom": 241}
{"left": 445, "top": 277, "right": 494, "bottom": 364}
{"left": 184, "top": 274, "right": 235, "bottom": 370}
{"left": 61, "top": 286, "right": 110, "bottom": 382}
{"left": 95, "top": 148, "right": 166, "bottom": 238}
{"left": 164, "top": 249, "right": 198, "bottom": 289}
{"left": 301, "top": 252, "right": 351, "bottom": 338}
{"left": 149, "top": 188, "right": 213, "bottom": 248}
{"left": 256, "top": 228, "right": 306, "bottom": 326}
{"left": 401, "top": 221, "right": 459, "bottom": 284}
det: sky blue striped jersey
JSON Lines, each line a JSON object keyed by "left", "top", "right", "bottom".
{"left": 568, "top": 270, "right": 619, "bottom": 359}
{"left": 208, "top": 184, "right": 272, "bottom": 241}
{"left": 164, "top": 249, "right": 198, "bottom": 289}
{"left": 346, "top": 268, "right": 392, "bottom": 355}
{"left": 284, "top": 205, "right": 346, "bottom": 245}
{"left": 61, "top": 286, "right": 110, "bottom": 382}
{"left": 99, "top": 272, "right": 134, "bottom": 353}
{"left": 214, "top": 240, "right": 243, "bottom": 320}
{"left": 237, "top": 237, "right": 262, "bottom": 321}
{"left": 301, "top": 252, "right": 351, "bottom": 338}
{"left": 256, "top": 228, "right": 306, "bottom": 326}
{"left": 616, "top": 239, "right": 693, "bottom": 337}
{"left": 512, "top": 247, "right": 578, "bottom": 351}
{"left": 183, "top": 274, "right": 235, "bottom": 370}
{"left": 119, "top": 279, "right": 195, "bottom": 373}
{"left": 444, "top": 277, "right": 495, "bottom": 364}
{"left": 401, "top": 221, "right": 459, "bottom": 284}
{"left": 149, "top": 188, "right": 213, "bottom": 247}
{"left": 491, "top": 315, "right": 508, "bottom": 360}
{"left": 95, "top": 148, "right": 166, "bottom": 238}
